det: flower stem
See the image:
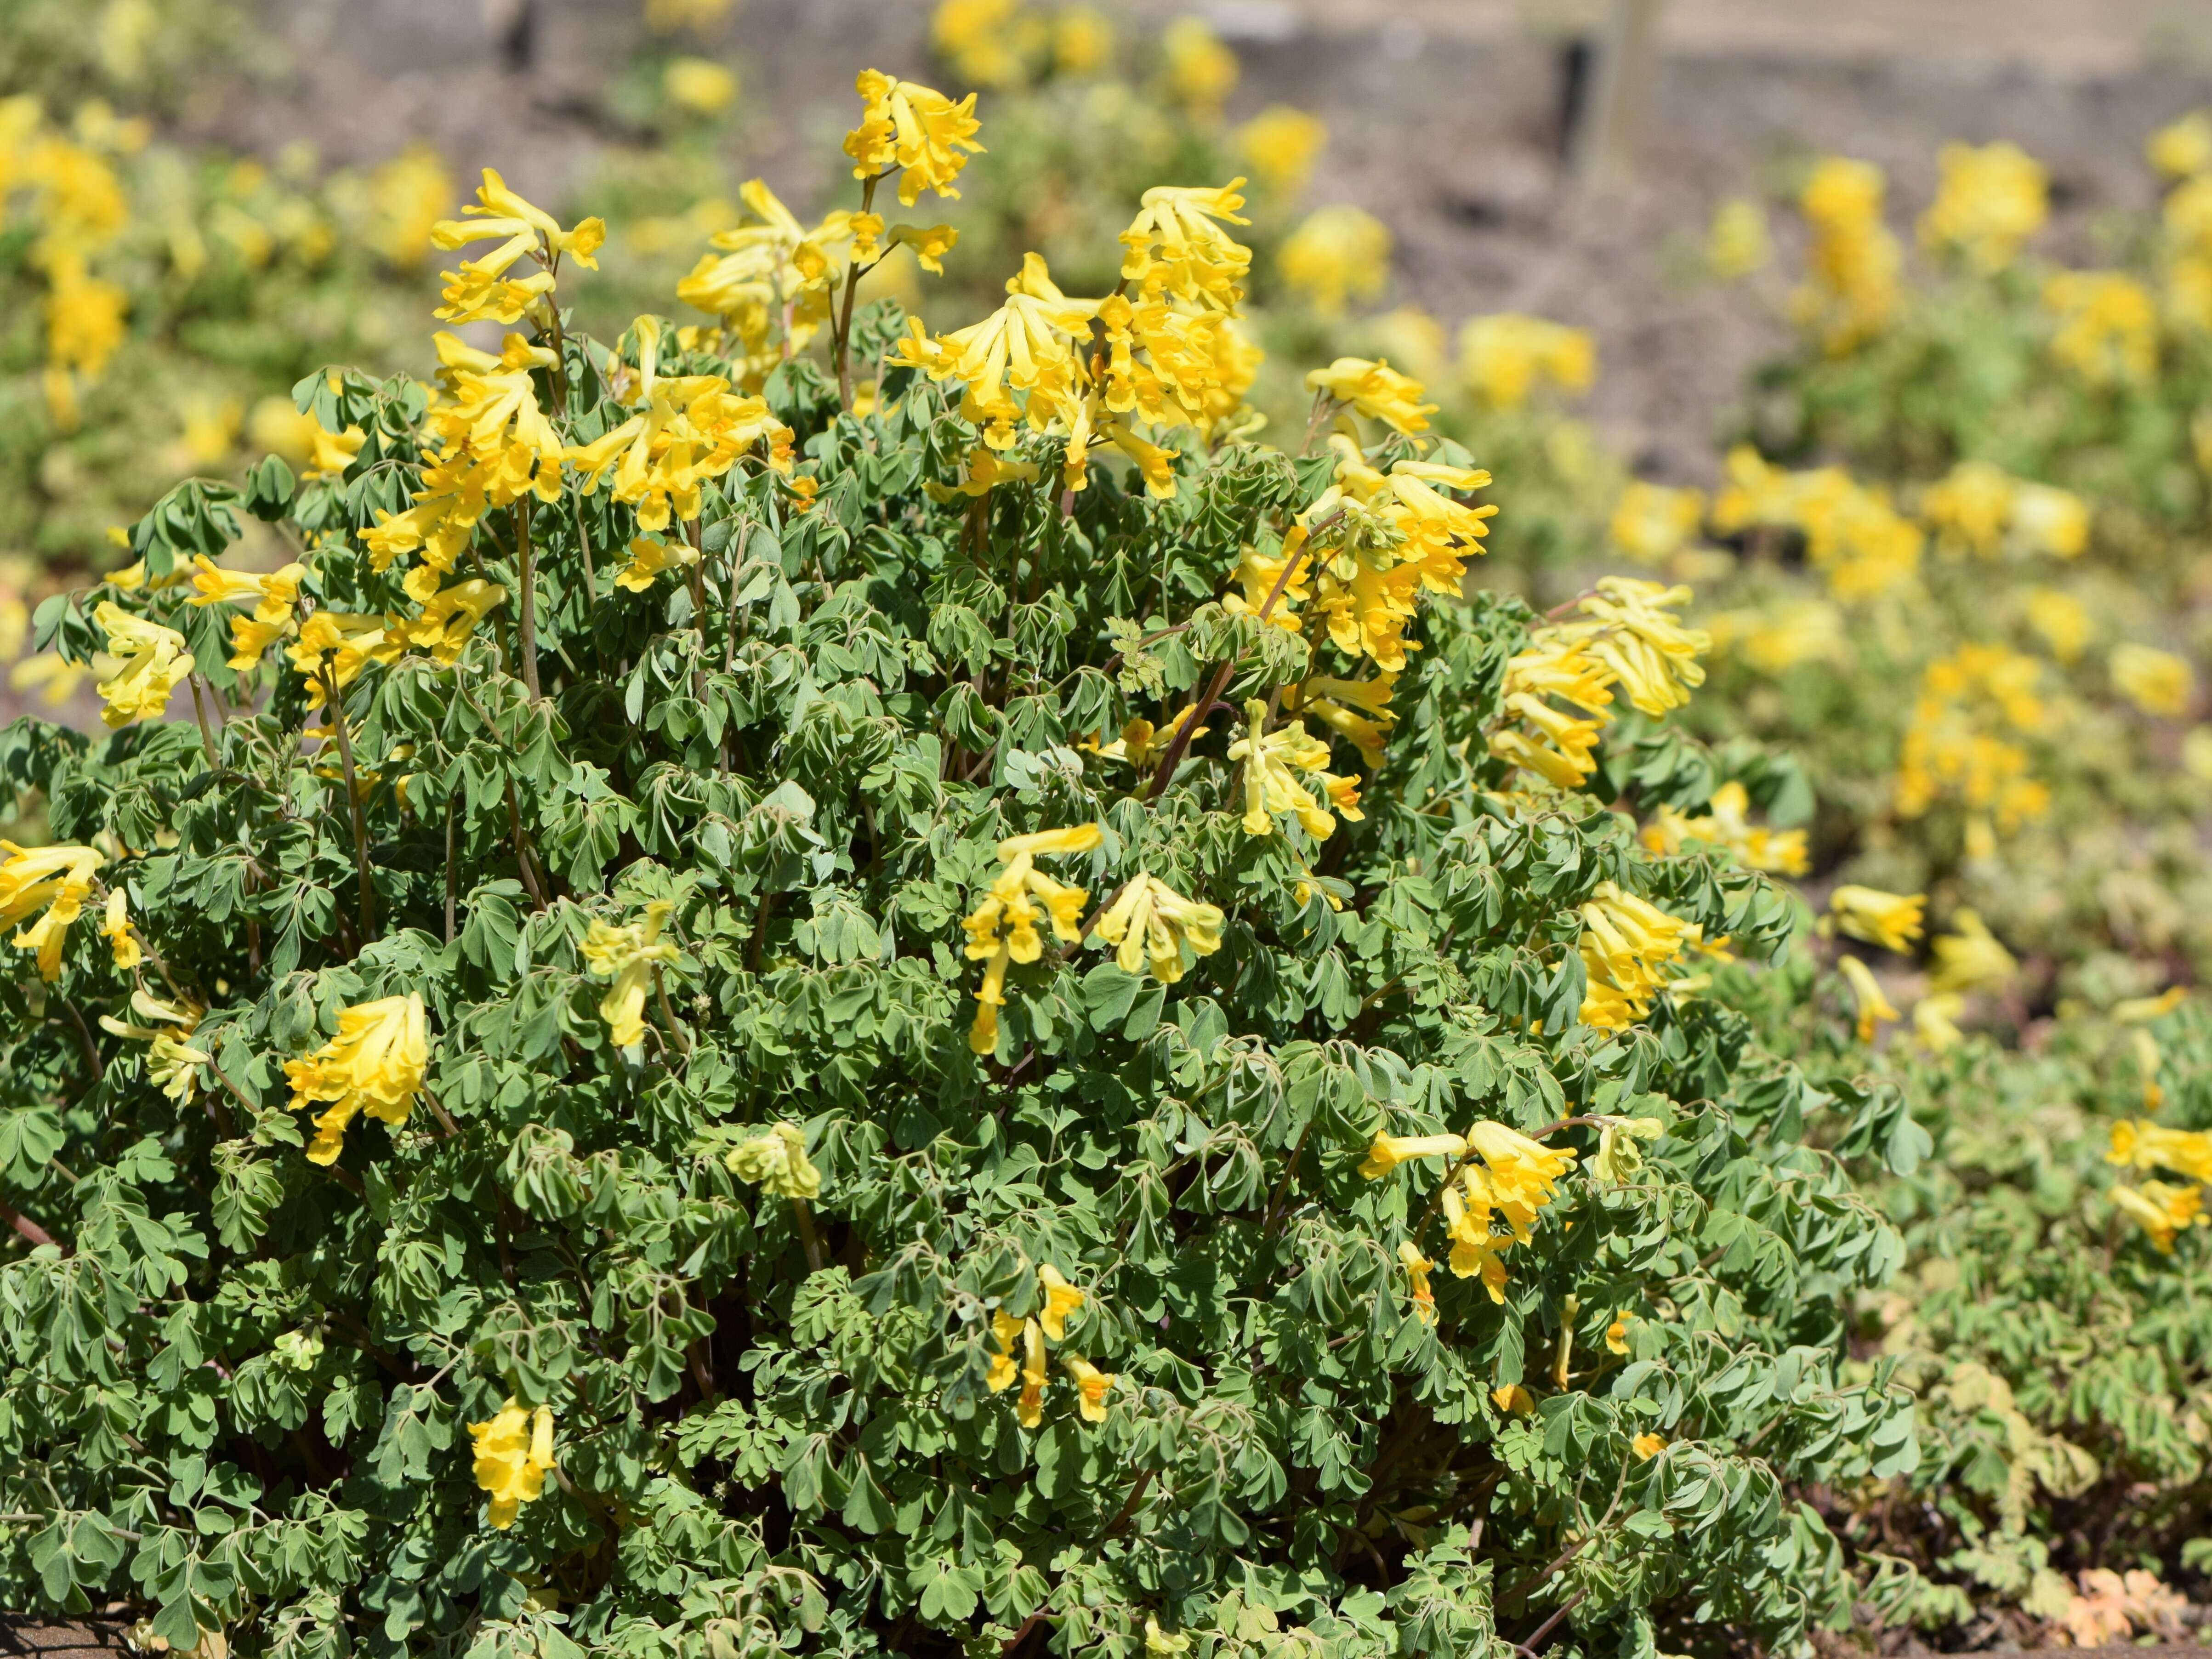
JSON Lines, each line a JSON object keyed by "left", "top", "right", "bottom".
{"left": 514, "top": 501, "right": 542, "bottom": 702}
{"left": 832, "top": 173, "right": 881, "bottom": 411}
{"left": 318, "top": 669, "right": 376, "bottom": 943}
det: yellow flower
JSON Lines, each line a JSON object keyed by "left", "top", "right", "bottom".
{"left": 1829, "top": 886, "right": 1925, "bottom": 953}
{"left": 1015, "top": 1316, "right": 1047, "bottom": 1426}
{"left": 2110, "top": 642, "right": 2194, "bottom": 718}
{"left": 1639, "top": 782, "right": 1808, "bottom": 877}
{"left": 1094, "top": 873, "right": 1224, "bottom": 984}
{"left": 8, "top": 650, "right": 91, "bottom": 708}
{"left": 664, "top": 57, "right": 737, "bottom": 114}
{"left": 302, "top": 420, "right": 365, "bottom": 480}
{"left": 1303, "top": 357, "right": 1434, "bottom": 436}
{"left": 399, "top": 570, "right": 507, "bottom": 666}
{"left": 581, "top": 900, "right": 680, "bottom": 1048}
{"left": 963, "top": 824, "right": 1101, "bottom": 1055}
{"left": 904, "top": 253, "right": 1096, "bottom": 448}
{"left": 725, "top": 1122, "right": 823, "bottom": 1199}
{"left": 1160, "top": 17, "right": 1237, "bottom": 116}
{"left": 102, "top": 887, "right": 140, "bottom": 971}
{"left": 1119, "top": 180, "right": 1252, "bottom": 311}
{"left": 1036, "top": 1263, "right": 1084, "bottom": 1341}
{"left": 1061, "top": 1353, "right": 1115, "bottom": 1423}
{"left": 1914, "top": 992, "right": 1966, "bottom": 1051}
{"left": 1591, "top": 1115, "right": 1664, "bottom": 1184}
{"left": 2044, "top": 271, "right": 2158, "bottom": 385}
{"left": 283, "top": 993, "right": 432, "bottom": 1166}
{"left": 2022, "top": 587, "right": 2092, "bottom": 664}
{"left": 1604, "top": 1310, "right": 1634, "bottom": 1355}
{"left": 2106, "top": 1119, "right": 2212, "bottom": 1182}
{"left": 469, "top": 1400, "right": 556, "bottom": 1528}
{"left": 1631, "top": 1432, "right": 1667, "bottom": 1460}
{"left": 2114, "top": 987, "right": 2189, "bottom": 1025}
{"left": 1577, "top": 881, "right": 1694, "bottom": 1028}
{"left": 1793, "top": 157, "right": 1900, "bottom": 354}
{"left": 2149, "top": 111, "right": 2212, "bottom": 179}
{"left": 1464, "top": 1120, "right": 1577, "bottom": 1223}
{"left": 91, "top": 600, "right": 192, "bottom": 728}
{"left": 843, "top": 70, "right": 984, "bottom": 206}
{"left": 1609, "top": 482, "right": 1706, "bottom": 568}
{"left": 2110, "top": 1181, "right": 2206, "bottom": 1254}
{"left": 1492, "top": 1384, "right": 1535, "bottom": 1414}
{"left": 1227, "top": 702, "right": 1338, "bottom": 839}
{"left": 364, "top": 145, "right": 453, "bottom": 269}
{"left": 1918, "top": 141, "right": 2047, "bottom": 271}
{"left": 1358, "top": 1131, "right": 1467, "bottom": 1180}
{"left": 614, "top": 534, "right": 701, "bottom": 593}
{"left": 1235, "top": 106, "right": 1327, "bottom": 196}
{"left": 1055, "top": 8, "right": 1113, "bottom": 74}
{"left": 0, "top": 841, "right": 103, "bottom": 982}
{"left": 888, "top": 221, "right": 960, "bottom": 275}
{"left": 1278, "top": 205, "right": 1391, "bottom": 318}
{"left": 986, "top": 1309, "right": 1027, "bottom": 1393}
{"left": 1706, "top": 198, "right": 1771, "bottom": 279}
{"left": 1285, "top": 672, "right": 1396, "bottom": 771}
{"left": 1928, "top": 909, "right": 2016, "bottom": 995}
{"left": 2010, "top": 483, "right": 2089, "bottom": 557}
{"left": 189, "top": 557, "right": 306, "bottom": 625}
{"left": 1838, "top": 954, "right": 1899, "bottom": 1043}
{"left": 1397, "top": 1240, "right": 1438, "bottom": 1326}
{"left": 1457, "top": 314, "right": 1596, "bottom": 411}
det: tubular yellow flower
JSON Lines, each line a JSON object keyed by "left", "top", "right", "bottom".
{"left": 963, "top": 824, "right": 1101, "bottom": 1055}
{"left": 1592, "top": 1115, "right": 1664, "bottom": 1184}
{"left": 1928, "top": 909, "right": 2017, "bottom": 995}
{"left": 1605, "top": 1310, "right": 1634, "bottom": 1355}
{"left": 102, "top": 887, "right": 140, "bottom": 971}
{"left": 726, "top": 1122, "right": 823, "bottom": 1199}
{"left": 2043, "top": 271, "right": 2158, "bottom": 385}
{"left": 1464, "top": 1120, "right": 1577, "bottom": 1223}
{"left": 1235, "top": 106, "right": 1327, "bottom": 196}
{"left": 1017, "top": 1317, "right": 1047, "bottom": 1426}
{"left": 1284, "top": 671, "right": 1396, "bottom": 770}
{"left": 986, "top": 1310, "right": 1027, "bottom": 1393}
{"left": 1160, "top": 16, "right": 1237, "bottom": 116}
{"left": 1397, "top": 1240, "right": 1438, "bottom": 1326}
{"left": 1639, "top": 782, "right": 1808, "bottom": 877}
{"left": 1061, "top": 1353, "right": 1115, "bottom": 1423}
{"left": 1918, "top": 141, "right": 2048, "bottom": 271}
{"left": 614, "top": 535, "right": 701, "bottom": 592}
{"left": 469, "top": 1400, "right": 556, "bottom": 1529}
{"left": 1227, "top": 702, "right": 1338, "bottom": 839}
{"left": 1632, "top": 1432, "right": 1668, "bottom": 1460}
{"left": 0, "top": 841, "right": 103, "bottom": 982}
{"left": 1457, "top": 313, "right": 1595, "bottom": 411}
{"left": 1838, "top": 954, "right": 1900, "bottom": 1043}
{"left": 1829, "top": 886, "right": 1926, "bottom": 953}
{"left": 581, "top": 900, "right": 680, "bottom": 1048}
{"left": 1358, "top": 1131, "right": 1467, "bottom": 1180}
{"left": 1577, "top": 881, "right": 1694, "bottom": 1029}
{"left": 2110, "top": 642, "right": 2194, "bottom": 718}
{"left": 888, "top": 221, "right": 960, "bottom": 274}
{"left": 1303, "top": 357, "right": 1435, "bottom": 436}
{"left": 1493, "top": 1384, "right": 1535, "bottom": 1414}
{"left": 1094, "top": 873, "right": 1224, "bottom": 985}
{"left": 91, "top": 601, "right": 191, "bottom": 728}
{"left": 2110, "top": 1181, "right": 2207, "bottom": 1254}
{"left": 1914, "top": 992, "right": 1966, "bottom": 1051}
{"left": 1120, "top": 180, "right": 1251, "bottom": 311}
{"left": 2106, "top": 1119, "right": 2212, "bottom": 1182}
{"left": 399, "top": 572, "right": 507, "bottom": 666}
{"left": 1036, "top": 1264, "right": 1084, "bottom": 1341}
{"left": 843, "top": 70, "right": 984, "bottom": 206}
{"left": 283, "top": 993, "right": 431, "bottom": 1165}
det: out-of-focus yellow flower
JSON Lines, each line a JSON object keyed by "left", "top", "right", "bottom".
{"left": 2111, "top": 642, "right": 2194, "bottom": 717}
{"left": 1094, "top": 873, "right": 1224, "bottom": 984}
{"left": 2022, "top": 587, "right": 2092, "bottom": 663}
{"left": 1236, "top": 106, "right": 1327, "bottom": 197}
{"left": 581, "top": 899, "right": 680, "bottom": 1047}
{"left": 1919, "top": 141, "right": 2047, "bottom": 271}
{"left": 1277, "top": 204, "right": 1390, "bottom": 318}
{"left": 91, "top": 600, "right": 191, "bottom": 728}
{"left": 726, "top": 1122, "right": 822, "bottom": 1199}
{"left": 1928, "top": 909, "right": 2016, "bottom": 995}
{"left": 1056, "top": 8, "right": 1113, "bottom": 75}
{"left": 9, "top": 651, "right": 90, "bottom": 708}
{"left": 1609, "top": 482, "right": 1706, "bottom": 567}
{"left": 963, "top": 824, "right": 1101, "bottom": 1055}
{"left": 251, "top": 396, "right": 321, "bottom": 465}
{"left": 2108, "top": 1117, "right": 2212, "bottom": 1181}
{"left": 364, "top": 145, "right": 453, "bottom": 268}
{"left": 1914, "top": 992, "right": 1966, "bottom": 1051}
{"left": 2111, "top": 1181, "right": 2206, "bottom": 1253}
{"left": 1304, "top": 356, "right": 1434, "bottom": 436}
{"left": 283, "top": 993, "right": 431, "bottom": 1165}
{"left": 1632, "top": 1432, "right": 1667, "bottom": 1460}
{"left": 1640, "top": 781, "right": 1808, "bottom": 876}
{"left": 843, "top": 70, "right": 984, "bottom": 206}
{"left": 2149, "top": 111, "right": 2212, "bottom": 180}
{"left": 1458, "top": 314, "right": 1595, "bottom": 411}
{"left": 1793, "top": 156, "right": 1899, "bottom": 354}
{"left": 1838, "top": 954, "right": 1900, "bottom": 1043}
{"left": 2115, "top": 987, "right": 2189, "bottom": 1024}
{"left": 469, "top": 1401, "right": 555, "bottom": 1528}
{"left": 0, "top": 841, "right": 103, "bottom": 982}
{"left": 1161, "top": 17, "right": 1237, "bottom": 117}
{"left": 664, "top": 57, "right": 738, "bottom": 114}
{"left": 1706, "top": 197, "right": 1771, "bottom": 279}
{"left": 1704, "top": 600, "right": 1849, "bottom": 674}
{"left": 2044, "top": 272, "right": 2158, "bottom": 385}
{"left": 1829, "top": 886, "right": 1925, "bottom": 953}
{"left": 1493, "top": 1384, "right": 1535, "bottom": 1414}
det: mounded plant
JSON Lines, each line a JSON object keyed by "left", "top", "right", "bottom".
{"left": 0, "top": 74, "right": 1923, "bottom": 1659}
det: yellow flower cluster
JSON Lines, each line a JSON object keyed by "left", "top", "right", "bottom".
{"left": 0, "top": 96, "right": 134, "bottom": 426}
{"left": 2110, "top": 642, "right": 2194, "bottom": 718}
{"left": 1609, "top": 482, "right": 1707, "bottom": 570}
{"left": 1921, "top": 461, "right": 2089, "bottom": 560}
{"left": 1457, "top": 314, "right": 1597, "bottom": 412}
{"left": 1893, "top": 644, "right": 2052, "bottom": 847}
{"left": 931, "top": 0, "right": 1114, "bottom": 89}
{"left": 1360, "top": 1120, "right": 1578, "bottom": 1307}
{"left": 1819, "top": 886, "right": 1925, "bottom": 1043}
{"left": 1278, "top": 205, "right": 1391, "bottom": 317}
{"left": 582, "top": 901, "right": 680, "bottom": 1048}
{"left": 1577, "top": 881, "right": 1697, "bottom": 1030}
{"left": 1640, "top": 781, "right": 1808, "bottom": 876}
{"left": 1712, "top": 448, "right": 1923, "bottom": 603}
{"left": 986, "top": 1264, "right": 1114, "bottom": 1424}
{"left": 90, "top": 600, "right": 191, "bottom": 727}
{"left": 0, "top": 841, "right": 103, "bottom": 981}
{"left": 726, "top": 1122, "right": 823, "bottom": 1199}
{"left": 1792, "top": 156, "right": 1901, "bottom": 355}
{"left": 1094, "top": 874, "right": 1225, "bottom": 983}
{"left": 2106, "top": 1119, "right": 2212, "bottom": 1253}
{"left": 1918, "top": 141, "right": 2048, "bottom": 272}
{"left": 1236, "top": 106, "right": 1328, "bottom": 197}
{"left": 283, "top": 993, "right": 432, "bottom": 1165}
{"left": 1227, "top": 699, "right": 1359, "bottom": 839}
{"left": 1706, "top": 198, "right": 1772, "bottom": 279}
{"left": 1488, "top": 578, "right": 1709, "bottom": 790}
{"left": 1702, "top": 599, "right": 1849, "bottom": 674}
{"left": 844, "top": 69, "right": 984, "bottom": 206}
{"left": 963, "top": 824, "right": 1100, "bottom": 1054}
{"left": 469, "top": 1401, "right": 556, "bottom": 1528}
{"left": 2042, "top": 271, "right": 2158, "bottom": 385}
{"left": 1161, "top": 17, "right": 1238, "bottom": 118}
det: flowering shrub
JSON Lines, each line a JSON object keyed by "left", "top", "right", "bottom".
{"left": 0, "top": 66, "right": 1932, "bottom": 1659}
